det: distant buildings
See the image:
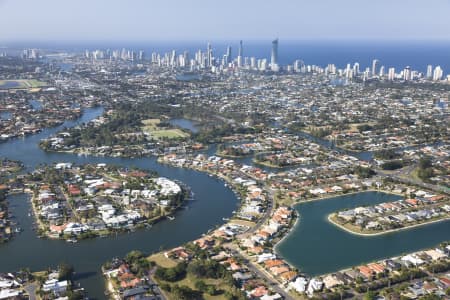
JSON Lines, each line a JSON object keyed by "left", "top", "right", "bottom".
{"left": 78, "top": 40, "right": 447, "bottom": 80}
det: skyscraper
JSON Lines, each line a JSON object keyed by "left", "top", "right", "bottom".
{"left": 388, "top": 67, "right": 395, "bottom": 81}
{"left": 353, "top": 62, "right": 360, "bottom": 75}
{"left": 226, "top": 46, "right": 232, "bottom": 64}
{"left": 433, "top": 66, "right": 443, "bottom": 81}
{"left": 207, "top": 42, "right": 213, "bottom": 67}
{"left": 371, "top": 59, "right": 379, "bottom": 77}
{"left": 238, "top": 40, "right": 243, "bottom": 57}
{"left": 379, "top": 66, "right": 385, "bottom": 77}
{"left": 237, "top": 40, "right": 243, "bottom": 68}
{"left": 271, "top": 39, "right": 279, "bottom": 68}
{"left": 426, "top": 65, "right": 433, "bottom": 79}
{"left": 403, "top": 66, "right": 411, "bottom": 81}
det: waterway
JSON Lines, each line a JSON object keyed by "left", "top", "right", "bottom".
{"left": 29, "top": 99, "right": 43, "bottom": 111}
{"left": 276, "top": 191, "right": 450, "bottom": 276}
{"left": 0, "top": 108, "right": 239, "bottom": 299}
{"left": 0, "top": 111, "right": 11, "bottom": 120}
{"left": 169, "top": 118, "right": 199, "bottom": 133}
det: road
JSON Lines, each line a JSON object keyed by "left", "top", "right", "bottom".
{"left": 23, "top": 282, "right": 37, "bottom": 300}
{"left": 225, "top": 245, "right": 295, "bottom": 300}
{"left": 376, "top": 164, "right": 450, "bottom": 195}
{"left": 227, "top": 172, "right": 293, "bottom": 299}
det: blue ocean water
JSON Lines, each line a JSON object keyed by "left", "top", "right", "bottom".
{"left": 4, "top": 40, "right": 450, "bottom": 74}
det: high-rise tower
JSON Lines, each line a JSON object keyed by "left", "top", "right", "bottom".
{"left": 226, "top": 46, "right": 232, "bottom": 64}
{"left": 371, "top": 59, "right": 379, "bottom": 77}
{"left": 271, "top": 39, "right": 279, "bottom": 67}
{"left": 238, "top": 40, "right": 243, "bottom": 57}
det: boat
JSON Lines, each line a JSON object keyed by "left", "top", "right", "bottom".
{"left": 167, "top": 216, "right": 175, "bottom": 221}
{"left": 66, "top": 238, "right": 78, "bottom": 243}
{"left": 222, "top": 217, "right": 230, "bottom": 221}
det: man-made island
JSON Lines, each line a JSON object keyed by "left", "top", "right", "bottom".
{"left": 25, "top": 163, "right": 186, "bottom": 240}
{"left": 329, "top": 193, "right": 449, "bottom": 236}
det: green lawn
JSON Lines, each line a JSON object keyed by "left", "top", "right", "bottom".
{"left": 150, "top": 129, "right": 190, "bottom": 139}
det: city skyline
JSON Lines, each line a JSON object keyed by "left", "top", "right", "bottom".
{"left": 1, "top": 0, "right": 450, "bottom": 42}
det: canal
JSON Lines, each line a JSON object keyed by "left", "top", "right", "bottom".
{"left": 276, "top": 191, "right": 450, "bottom": 276}
{"left": 0, "top": 108, "right": 239, "bottom": 299}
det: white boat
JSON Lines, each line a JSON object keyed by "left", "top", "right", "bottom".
{"left": 167, "top": 216, "right": 175, "bottom": 221}
{"left": 66, "top": 238, "right": 78, "bottom": 243}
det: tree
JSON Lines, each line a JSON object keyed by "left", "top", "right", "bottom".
{"left": 194, "top": 280, "right": 207, "bottom": 292}
{"left": 58, "top": 263, "right": 74, "bottom": 281}
{"left": 418, "top": 157, "right": 432, "bottom": 169}
{"left": 171, "top": 285, "right": 201, "bottom": 300}
{"left": 364, "top": 291, "right": 376, "bottom": 300}
{"left": 154, "top": 263, "right": 187, "bottom": 282}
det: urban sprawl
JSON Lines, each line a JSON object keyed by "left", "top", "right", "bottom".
{"left": 0, "top": 40, "right": 449, "bottom": 300}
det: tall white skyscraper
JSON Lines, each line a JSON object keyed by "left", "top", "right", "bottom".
{"left": 226, "top": 46, "right": 232, "bottom": 64}
{"left": 403, "top": 66, "right": 411, "bottom": 81}
{"left": 426, "top": 65, "right": 433, "bottom": 79}
{"left": 388, "top": 67, "right": 395, "bottom": 80}
{"left": 379, "top": 66, "right": 385, "bottom": 77}
{"left": 353, "top": 62, "right": 360, "bottom": 75}
{"left": 371, "top": 59, "right": 379, "bottom": 77}
{"left": 433, "top": 66, "right": 443, "bottom": 81}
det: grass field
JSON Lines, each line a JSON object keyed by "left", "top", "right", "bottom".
{"left": 148, "top": 253, "right": 178, "bottom": 268}
{"left": 141, "top": 118, "right": 190, "bottom": 139}
{"left": 0, "top": 79, "right": 47, "bottom": 89}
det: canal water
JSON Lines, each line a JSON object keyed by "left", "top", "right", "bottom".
{"left": 0, "top": 111, "right": 11, "bottom": 120}
{"left": 276, "top": 191, "right": 450, "bottom": 276}
{"left": 0, "top": 108, "right": 238, "bottom": 299}
{"left": 169, "top": 118, "right": 199, "bottom": 133}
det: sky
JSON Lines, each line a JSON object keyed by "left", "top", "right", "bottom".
{"left": 0, "top": 0, "right": 450, "bottom": 42}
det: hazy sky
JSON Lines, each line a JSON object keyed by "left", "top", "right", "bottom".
{"left": 1, "top": 0, "right": 449, "bottom": 42}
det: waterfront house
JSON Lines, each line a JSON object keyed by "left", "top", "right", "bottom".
{"left": 358, "top": 266, "right": 373, "bottom": 279}
{"left": 42, "top": 279, "right": 69, "bottom": 294}
{"left": 289, "top": 277, "right": 308, "bottom": 293}
{"left": 279, "top": 271, "right": 297, "bottom": 283}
